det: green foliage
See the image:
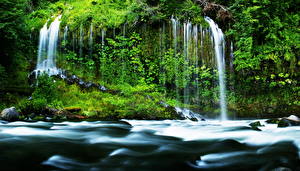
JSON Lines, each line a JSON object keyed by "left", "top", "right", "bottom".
{"left": 18, "top": 74, "right": 59, "bottom": 114}
{"left": 18, "top": 97, "right": 47, "bottom": 114}
{"left": 32, "top": 74, "right": 58, "bottom": 102}
{"left": 228, "top": 0, "right": 299, "bottom": 76}
{"left": 99, "top": 33, "right": 144, "bottom": 85}
{"left": 53, "top": 80, "right": 178, "bottom": 119}
{"left": 0, "top": 65, "right": 7, "bottom": 89}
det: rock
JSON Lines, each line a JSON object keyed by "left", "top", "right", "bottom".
{"left": 249, "top": 121, "right": 263, "bottom": 131}
{"left": 278, "top": 115, "right": 300, "bottom": 127}
{"left": 32, "top": 115, "right": 46, "bottom": 121}
{"left": 66, "top": 114, "right": 86, "bottom": 120}
{"left": 190, "top": 117, "right": 198, "bottom": 122}
{"left": 99, "top": 85, "right": 107, "bottom": 91}
{"left": 43, "top": 107, "right": 59, "bottom": 116}
{"left": 266, "top": 118, "right": 280, "bottom": 124}
{"left": 249, "top": 121, "right": 264, "bottom": 127}
{"left": 0, "top": 107, "right": 20, "bottom": 121}
{"left": 63, "top": 107, "right": 81, "bottom": 113}
{"left": 286, "top": 115, "right": 300, "bottom": 122}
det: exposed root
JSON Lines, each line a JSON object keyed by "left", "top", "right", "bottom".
{"left": 195, "top": 0, "right": 232, "bottom": 21}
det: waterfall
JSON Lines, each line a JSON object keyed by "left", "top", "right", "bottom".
{"left": 34, "top": 15, "right": 61, "bottom": 76}
{"left": 171, "top": 16, "right": 180, "bottom": 101}
{"left": 101, "top": 29, "right": 105, "bottom": 47}
{"left": 183, "top": 21, "right": 192, "bottom": 106}
{"left": 205, "top": 16, "right": 228, "bottom": 120}
{"left": 63, "top": 26, "right": 68, "bottom": 43}
{"left": 193, "top": 25, "right": 200, "bottom": 106}
{"left": 89, "top": 23, "right": 93, "bottom": 57}
{"left": 230, "top": 41, "right": 234, "bottom": 73}
{"left": 79, "top": 25, "right": 83, "bottom": 58}
{"left": 159, "top": 22, "right": 166, "bottom": 95}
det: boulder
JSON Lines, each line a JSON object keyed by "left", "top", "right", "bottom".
{"left": 249, "top": 121, "right": 263, "bottom": 131}
{"left": 66, "top": 114, "right": 86, "bottom": 120}
{"left": 190, "top": 117, "right": 198, "bottom": 122}
{"left": 1, "top": 107, "right": 20, "bottom": 121}
{"left": 249, "top": 121, "right": 264, "bottom": 127}
{"left": 285, "top": 115, "right": 300, "bottom": 122}
{"left": 266, "top": 118, "right": 280, "bottom": 124}
{"left": 278, "top": 115, "right": 300, "bottom": 128}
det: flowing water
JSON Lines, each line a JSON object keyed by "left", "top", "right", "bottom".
{"left": 34, "top": 15, "right": 62, "bottom": 76}
{"left": 79, "top": 25, "right": 84, "bottom": 58}
{"left": 63, "top": 26, "right": 68, "bottom": 43}
{"left": 0, "top": 119, "right": 299, "bottom": 170}
{"left": 205, "top": 17, "right": 228, "bottom": 120}
{"left": 89, "top": 23, "right": 93, "bottom": 57}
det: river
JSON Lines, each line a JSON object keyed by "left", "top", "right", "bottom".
{"left": 0, "top": 119, "right": 299, "bottom": 170}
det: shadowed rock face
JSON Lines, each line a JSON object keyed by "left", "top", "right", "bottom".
{"left": 0, "top": 107, "right": 19, "bottom": 121}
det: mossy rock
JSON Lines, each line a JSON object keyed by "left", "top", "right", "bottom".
{"left": 266, "top": 118, "right": 280, "bottom": 124}
{"left": 63, "top": 107, "right": 82, "bottom": 113}
{"left": 32, "top": 115, "right": 46, "bottom": 121}
{"left": 249, "top": 121, "right": 264, "bottom": 127}
{"left": 249, "top": 121, "right": 263, "bottom": 131}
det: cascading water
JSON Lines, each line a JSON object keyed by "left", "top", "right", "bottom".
{"left": 170, "top": 16, "right": 228, "bottom": 120}
{"left": 205, "top": 16, "right": 228, "bottom": 120}
{"left": 63, "top": 26, "right": 68, "bottom": 43}
{"left": 89, "top": 23, "right": 93, "bottom": 57}
{"left": 34, "top": 15, "right": 62, "bottom": 76}
{"left": 230, "top": 41, "right": 234, "bottom": 73}
{"left": 79, "top": 25, "right": 84, "bottom": 58}
{"left": 183, "top": 21, "right": 192, "bottom": 106}
{"left": 193, "top": 25, "right": 200, "bottom": 106}
{"left": 171, "top": 16, "right": 180, "bottom": 101}
{"left": 159, "top": 22, "right": 166, "bottom": 95}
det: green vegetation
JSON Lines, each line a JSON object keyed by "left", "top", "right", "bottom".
{"left": 0, "top": 0, "right": 299, "bottom": 119}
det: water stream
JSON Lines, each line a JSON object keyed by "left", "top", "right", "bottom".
{"left": 34, "top": 15, "right": 62, "bottom": 76}
{"left": 205, "top": 17, "right": 228, "bottom": 120}
{"left": 0, "top": 119, "right": 299, "bottom": 170}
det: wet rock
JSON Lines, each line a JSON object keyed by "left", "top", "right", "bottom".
{"left": 190, "top": 117, "right": 198, "bottom": 122}
{"left": 66, "top": 114, "right": 86, "bottom": 120}
{"left": 118, "top": 120, "right": 132, "bottom": 127}
{"left": 0, "top": 107, "right": 19, "bottom": 121}
{"left": 277, "top": 115, "right": 300, "bottom": 127}
{"left": 249, "top": 121, "right": 264, "bottom": 127}
{"left": 285, "top": 115, "right": 300, "bottom": 122}
{"left": 99, "top": 85, "right": 107, "bottom": 91}
{"left": 43, "top": 107, "right": 59, "bottom": 116}
{"left": 249, "top": 121, "right": 263, "bottom": 131}
{"left": 266, "top": 118, "right": 280, "bottom": 124}
{"left": 32, "top": 115, "right": 46, "bottom": 121}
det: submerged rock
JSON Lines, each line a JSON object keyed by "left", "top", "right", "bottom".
{"left": 0, "top": 107, "right": 20, "bottom": 121}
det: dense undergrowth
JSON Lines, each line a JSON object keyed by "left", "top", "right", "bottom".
{"left": 0, "top": 0, "right": 299, "bottom": 119}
